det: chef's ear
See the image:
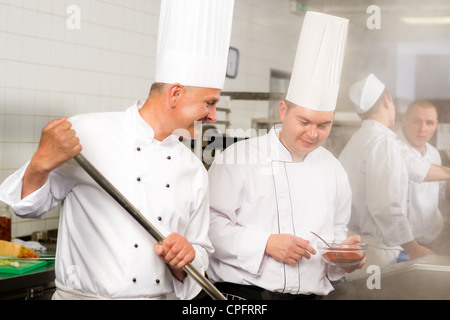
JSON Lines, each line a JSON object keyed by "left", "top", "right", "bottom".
{"left": 380, "top": 94, "right": 391, "bottom": 110}
{"left": 167, "top": 83, "right": 184, "bottom": 108}
{"left": 387, "top": 93, "right": 393, "bottom": 102}
{"left": 385, "top": 93, "right": 395, "bottom": 107}
{"left": 279, "top": 100, "right": 288, "bottom": 121}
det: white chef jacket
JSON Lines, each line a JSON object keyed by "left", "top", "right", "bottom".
{"left": 338, "top": 120, "right": 429, "bottom": 252}
{"left": 397, "top": 130, "right": 445, "bottom": 245}
{"left": 0, "top": 101, "right": 213, "bottom": 300}
{"left": 207, "top": 124, "right": 352, "bottom": 296}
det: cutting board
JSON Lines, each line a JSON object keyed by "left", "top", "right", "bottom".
{"left": 0, "top": 254, "right": 55, "bottom": 275}
{"left": 0, "top": 260, "right": 51, "bottom": 275}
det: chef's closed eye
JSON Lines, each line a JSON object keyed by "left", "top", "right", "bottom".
{"left": 318, "top": 122, "right": 332, "bottom": 130}
{"left": 206, "top": 99, "right": 218, "bottom": 108}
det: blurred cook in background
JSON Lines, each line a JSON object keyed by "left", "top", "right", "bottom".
{"left": 339, "top": 74, "right": 450, "bottom": 278}
{"left": 397, "top": 100, "right": 449, "bottom": 254}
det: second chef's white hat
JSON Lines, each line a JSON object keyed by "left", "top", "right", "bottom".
{"left": 349, "top": 73, "right": 386, "bottom": 114}
{"left": 154, "top": 0, "right": 234, "bottom": 90}
{"left": 286, "top": 11, "right": 349, "bottom": 112}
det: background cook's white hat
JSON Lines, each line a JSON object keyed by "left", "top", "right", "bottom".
{"left": 286, "top": 11, "right": 349, "bottom": 112}
{"left": 349, "top": 73, "right": 386, "bottom": 113}
{"left": 154, "top": 0, "right": 234, "bottom": 90}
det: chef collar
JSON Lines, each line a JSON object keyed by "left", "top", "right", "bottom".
{"left": 269, "top": 124, "right": 325, "bottom": 163}
{"left": 131, "top": 100, "right": 156, "bottom": 142}
{"left": 132, "top": 100, "right": 187, "bottom": 146}
{"left": 270, "top": 124, "right": 297, "bottom": 162}
{"left": 361, "top": 119, "right": 397, "bottom": 138}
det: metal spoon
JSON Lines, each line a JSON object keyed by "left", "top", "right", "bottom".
{"left": 310, "top": 231, "right": 339, "bottom": 256}
{"left": 311, "top": 231, "right": 333, "bottom": 248}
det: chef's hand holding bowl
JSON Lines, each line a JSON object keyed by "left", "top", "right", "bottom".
{"left": 319, "top": 234, "right": 367, "bottom": 273}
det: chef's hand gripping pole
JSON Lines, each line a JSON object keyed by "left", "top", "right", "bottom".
{"left": 74, "top": 153, "right": 226, "bottom": 300}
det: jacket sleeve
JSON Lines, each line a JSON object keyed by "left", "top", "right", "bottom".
{"left": 173, "top": 166, "right": 214, "bottom": 300}
{"left": 207, "top": 153, "right": 271, "bottom": 277}
{"left": 0, "top": 162, "right": 59, "bottom": 218}
{"left": 0, "top": 158, "right": 79, "bottom": 219}
{"left": 365, "top": 139, "right": 414, "bottom": 247}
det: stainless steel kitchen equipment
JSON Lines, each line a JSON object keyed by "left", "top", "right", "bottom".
{"left": 325, "top": 255, "right": 450, "bottom": 300}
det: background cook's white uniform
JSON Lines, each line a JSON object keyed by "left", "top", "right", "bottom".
{"left": 339, "top": 120, "right": 429, "bottom": 277}
{"left": 207, "top": 124, "right": 351, "bottom": 296}
{"left": 397, "top": 130, "right": 445, "bottom": 245}
{"left": 0, "top": 101, "right": 213, "bottom": 300}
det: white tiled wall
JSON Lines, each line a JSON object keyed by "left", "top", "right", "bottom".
{"left": 227, "top": 0, "right": 300, "bottom": 131}
{"left": 0, "top": 0, "right": 301, "bottom": 237}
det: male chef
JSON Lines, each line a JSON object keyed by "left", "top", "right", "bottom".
{"left": 397, "top": 100, "right": 447, "bottom": 251}
{"left": 0, "top": 0, "right": 234, "bottom": 299}
{"left": 206, "top": 11, "right": 364, "bottom": 300}
{"left": 339, "top": 74, "right": 450, "bottom": 278}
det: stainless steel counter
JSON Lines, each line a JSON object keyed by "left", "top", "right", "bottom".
{"left": 325, "top": 255, "right": 450, "bottom": 300}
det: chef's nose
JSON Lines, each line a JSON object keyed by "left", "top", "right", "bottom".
{"left": 306, "top": 125, "right": 318, "bottom": 139}
{"left": 206, "top": 106, "right": 217, "bottom": 123}
{"left": 419, "top": 121, "right": 427, "bottom": 131}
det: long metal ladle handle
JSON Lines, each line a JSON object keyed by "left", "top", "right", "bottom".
{"left": 74, "top": 153, "right": 226, "bottom": 300}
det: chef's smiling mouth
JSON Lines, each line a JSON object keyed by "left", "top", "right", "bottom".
{"left": 299, "top": 138, "right": 316, "bottom": 147}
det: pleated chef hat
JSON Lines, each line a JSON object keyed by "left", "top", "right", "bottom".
{"left": 154, "top": 0, "right": 234, "bottom": 90}
{"left": 286, "top": 11, "right": 349, "bottom": 111}
{"left": 349, "top": 73, "right": 386, "bottom": 114}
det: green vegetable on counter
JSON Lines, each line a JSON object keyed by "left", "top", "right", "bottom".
{"left": 0, "top": 259, "right": 19, "bottom": 267}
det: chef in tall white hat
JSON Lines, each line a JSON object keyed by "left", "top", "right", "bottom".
{"left": 150, "top": 0, "right": 234, "bottom": 140}
{"left": 0, "top": 0, "right": 234, "bottom": 300}
{"left": 279, "top": 11, "right": 350, "bottom": 161}
{"left": 155, "top": 0, "right": 232, "bottom": 90}
{"left": 206, "top": 11, "right": 364, "bottom": 300}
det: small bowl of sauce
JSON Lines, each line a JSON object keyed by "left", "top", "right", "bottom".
{"left": 318, "top": 242, "right": 368, "bottom": 267}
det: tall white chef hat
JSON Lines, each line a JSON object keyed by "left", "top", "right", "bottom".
{"left": 286, "top": 11, "right": 349, "bottom": 112}
{"left": 349, "top": 73, "right": 386, "bottom": 114}
{"left": 154, "top": 0, "right": 234, "bottom": 90}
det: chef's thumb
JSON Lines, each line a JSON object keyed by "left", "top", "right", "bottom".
{"left": 153, "top": 242, "right": 164, "bottom": 257}
{"left": 341, "top": 234, "right": 361, "bottom": 245}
